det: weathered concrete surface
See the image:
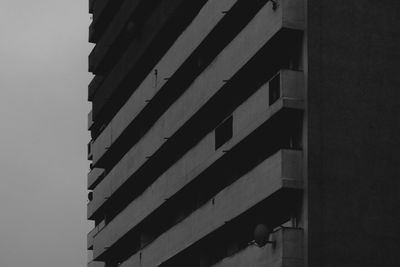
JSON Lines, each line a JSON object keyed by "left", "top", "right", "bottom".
{"left": 212, "top": 228, "right": 303, "bottom": 267}
{"left": 88, "top": 75, "right": 104, "bottom": 102}
{"left": 91, "top": 0, "right": 207, "bottom": 122}
{"left": 119, "top": 150, "right": 303, "bottom": 267}
{"left": 87, "top": 141, "right": 93, "bottom": 161}
{"left": 87, "top": 110, "right": 93, "bottom": 130}
{"left": 90, "top": 0, "right": 240, "bottom": 165}
{"left": 88, "top": 0, "right": 305, "bottom": 219}
{"left": 307, "top": 0, "right": 400, "bottom": 266}
{"left": 87, "top": 227, "right": 95, "bottom": 250}
{"left": 87, "top": 219, "right": 106, "bottom": 251}
{"left": 89, "top": 0, "right": 122, "bottom": 43}
{"left": 88, "top": 0, "right": 141, "bottom": 72}
{"left": 88, "top": 261, "right": 105, "bottom": 267}
{"left": 87, "top": 168, "right": 104, "bottom": 190}
{"left": 91, "top": 72, "right": 304, "bottom": 258}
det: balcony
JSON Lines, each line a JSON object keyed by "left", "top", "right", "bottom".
{"left": 117, "top": 149, "right": 303, "bottom": 266}
{"left": 87, "top": 168, "right": 105, "bottom": 190}
{"left": 87, "top": 220, "right": 106, "bottom": 250}
{"left": 90, "top": 0, "right": 210, "bottom": 125}
{"left": 88, "top": 0, "right": 124, "bottom": 43}
{"left": 88, "top": 0, "right": 150, "bottom": 74}
{"left": 89, "top": 0, "right": 304, "bottom": 166}
{"left": 87, "top": 227, "right": 96, "bottom": 250}
{"left": 88, "top": 0, "right": 239, "bottom": 137}
{"left": 88, "top": 1, "right": 304, "bottom": 225}
{"left": 87, "top": 110, "right": 93, "bottom": 130}
{"left": 88, "top": 68, "right": 304, "bottom": 226}
{"left": 89, "top": 0, "right": 240, "bottom": 166}
{"left": 212, "top": 228, "right": 303, "bottom": 267}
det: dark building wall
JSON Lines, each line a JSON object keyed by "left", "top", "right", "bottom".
{"left": 307, "top": 1, "right": 400, "bottom": 266}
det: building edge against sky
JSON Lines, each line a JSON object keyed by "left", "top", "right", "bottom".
{"left": 86, "top": 0, "right": 400, "bottom": 266}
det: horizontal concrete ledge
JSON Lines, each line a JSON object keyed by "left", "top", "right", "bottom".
{"left": 118, "top": 150, "right": 303, "bottom": 267}
{"left": 88, "top": 220, "right": 106, "bottom": 250}
{"left": 88, "top": 78, "right": 303, "bottom": 222}
{"left": 91, "top": 69, "right": 304, "bottom": 258}
{"left": 91, "top": 0, "right": 141, "bottom": 47}
{"left": 90, "top": 0, "right": 240, "bottom": 166}
{"left": 90, "top": 0, "right": 305, "bottom": 167}
{"left": 87, "top": 110, "right": 93, "bottom": 130}
{"left": 88, "top": 261, "right": 105, "bottom": 267}
{"left": 90, "top": 0, "right": 209, "bottom": 121}
{"left": 88, "top": 0, "right": 142, "bottom": 72}
{"left": 88, "top": 0, "right": 305, "bottom": 218}
{"left": 212, "top": 228, "right": 303, "bottom": 267}
{"left": 87, "top": 168, "right": 105, "bottom": 190}
{"left": 89, "top": 0, "right": 124, "bottom": 43}
{"left": 87, "top": 228, "right": 95, "bottom": 250}
{"left": 88, "top": 75, "right": 105, "bottom": 102}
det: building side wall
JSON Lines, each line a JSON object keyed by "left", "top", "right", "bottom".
{"left": 307, "top": 1, "right": 400, "bottom": 266}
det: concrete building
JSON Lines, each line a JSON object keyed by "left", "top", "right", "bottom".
{"left": 86, "top": 0, "right": 400, "bottom": 266}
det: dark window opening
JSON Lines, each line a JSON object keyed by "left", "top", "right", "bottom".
{"left": 215, "top": 116, "right": 233, "bottom": 150}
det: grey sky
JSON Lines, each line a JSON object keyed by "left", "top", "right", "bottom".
{"left": 0, "top": 1, "right": 92, "bottom": 266}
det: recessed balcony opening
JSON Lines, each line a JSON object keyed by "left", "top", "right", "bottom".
{"left": 215, "top": 116, "right": 233, "bottom": 150}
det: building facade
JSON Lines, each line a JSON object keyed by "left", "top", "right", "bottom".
{"left": 86, "top": 0, "right": 400, "bottom": 266}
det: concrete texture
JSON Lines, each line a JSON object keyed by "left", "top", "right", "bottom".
{"left": 87, "top": 227, "right": 95, "bottom": 250}
{"left": 212, "top": 228, "right": 303, "bottom": 267}
{"left": 87, "top": 168, "right": 104, "bottom": 190}
{"left": 86, "top": 0, "right": 400, "bottom": 266}
{"left": 90, "top": 71, "right": 304, "bottom": 258}
{"left": 90, "top": 0, "right": 240, "bottom": 166}
{"left": 88, "top": 0, "right": 142, "bottom": 71}
{"left": 89, "top": 0, "right": 123, "bottom": 43}
{"left": 88, "top": 0, "right": 305, "bottom": 219}
{"left": 90, "top": 0, "right": 208, "bottom": 126}
{"left": 119, "top": 150, "right": 303, "bottom": 267}
{"left": 88, "top": 75, "right": 104, "bottom": 102}
{"left": 87, "top": 110, "right": 93, "bottom": 130}
{"left": 88, "top": 261, "right": 105, "bottom": 267}
{"left": 307, "top": 0, "right": 400, "bottom": 266}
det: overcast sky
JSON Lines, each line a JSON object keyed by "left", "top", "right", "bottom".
{"left": 0, "top": 1, "right": 92, "bottom": 266}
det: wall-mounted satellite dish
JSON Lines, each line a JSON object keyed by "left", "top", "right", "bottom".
{"left": 254, "top": 223, "right": 274, "bottom": 247}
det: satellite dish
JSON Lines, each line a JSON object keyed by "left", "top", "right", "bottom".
{"left": 88, "top": 191, "right": 93, "bottom": 201}
{"left": 253, "top": 223, "right": 272, "bottom": 247}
